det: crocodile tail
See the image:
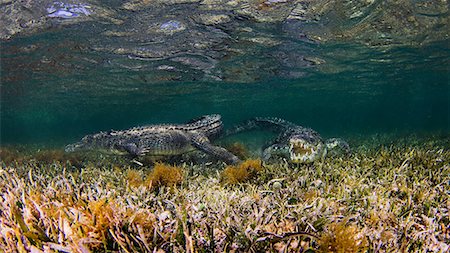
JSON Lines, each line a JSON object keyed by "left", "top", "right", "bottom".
{"left": 254, "top": 117, "right": 297, "bottom": 129}
{"left": 225, "top": 117, "right": 296, "bottom": 136}
{"left": 225, "top": 119, "right": 258, "bottom": 136}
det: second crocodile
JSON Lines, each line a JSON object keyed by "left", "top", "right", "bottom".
{"left": 226, "top": 117, "right": 350, "bottom": 163}
{"left": 65, "top": 114, "right": 240, "bottom": 164}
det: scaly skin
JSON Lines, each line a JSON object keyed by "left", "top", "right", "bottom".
{"left": 226, "top": 117, "right": 350, "bottom": 163}
{"left": 65, "top": 114, "right": 240, "bottom": 164}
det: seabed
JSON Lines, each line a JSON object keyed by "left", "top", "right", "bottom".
{"left": 0, "top": 136, "right": 449, "bottom": 252}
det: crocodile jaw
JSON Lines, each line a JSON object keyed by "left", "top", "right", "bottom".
{"left": 289, "top": 139, "right": 323, "bottom": 163}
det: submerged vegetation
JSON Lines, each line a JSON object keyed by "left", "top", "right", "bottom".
{"left": 145, "top": 163, "right": 184, "bottom": 189}
{"left": 221, "top": 159, "right": 263, "bottom": 185}
{"left": 0, "top": 141, "right": 449, "bottom": 252}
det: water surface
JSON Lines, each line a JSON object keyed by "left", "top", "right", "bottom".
{"left": 1, "top": 8, "right": 449, "bottom": 147}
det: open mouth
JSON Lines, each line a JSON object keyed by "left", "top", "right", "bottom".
{"left": 289, "top": 140, "right": 320, "bottom": 163}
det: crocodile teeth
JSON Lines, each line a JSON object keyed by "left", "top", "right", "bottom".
{"left": 289, "top": 140, "right": 322, "bottom": 163}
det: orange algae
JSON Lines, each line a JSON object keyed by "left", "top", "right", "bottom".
{"left": 126, "top": 169, "right": 144, "bottom": 187}
{"left": 221, "top": 159, "right": 263, "bottom": 184}
{"left": 318, "top": 221, "right": 367, "bottom": 253}
{"left": 18, "top": 192, "right": 157, "bottom": 251}
{"left": 145, "top": 163, "right": 184, "bottom": 188}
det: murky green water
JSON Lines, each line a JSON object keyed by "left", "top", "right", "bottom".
{"left": 1, "top": 9, "right": 449, "bottom": 148}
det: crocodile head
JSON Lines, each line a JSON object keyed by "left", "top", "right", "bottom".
{"left": 288, "top": 133, "right": 325, "bottom": 163}
{"left": 65, "top": 131, "right": 120, "bottom": 153}
{"left": 186, "top": 114, "right": 223, "bottom": 139}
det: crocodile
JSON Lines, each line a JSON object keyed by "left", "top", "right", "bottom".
{"left": 226, "top": 117, "right": 350, "bottom": 163}
{"left": 65, "top": 114, "right": 240, "bottom": 164}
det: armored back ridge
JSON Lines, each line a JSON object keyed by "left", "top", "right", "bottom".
{"left": 182, "top": 114, "right": 223, "bottom": 139}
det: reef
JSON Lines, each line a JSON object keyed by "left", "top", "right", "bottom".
{"left": 1, "top": 139, "right": 449, "bottom": 252}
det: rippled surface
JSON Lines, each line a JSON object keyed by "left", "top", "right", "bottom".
{"left": 0, "top": 0, "right": 449, "bottom": 146}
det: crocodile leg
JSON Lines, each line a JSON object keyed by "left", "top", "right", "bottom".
{"left": 190, "top": 133, "right": 241, "bottom": 165}
{"left": 118, "top": 142, "right": 149, "bottom": 156}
